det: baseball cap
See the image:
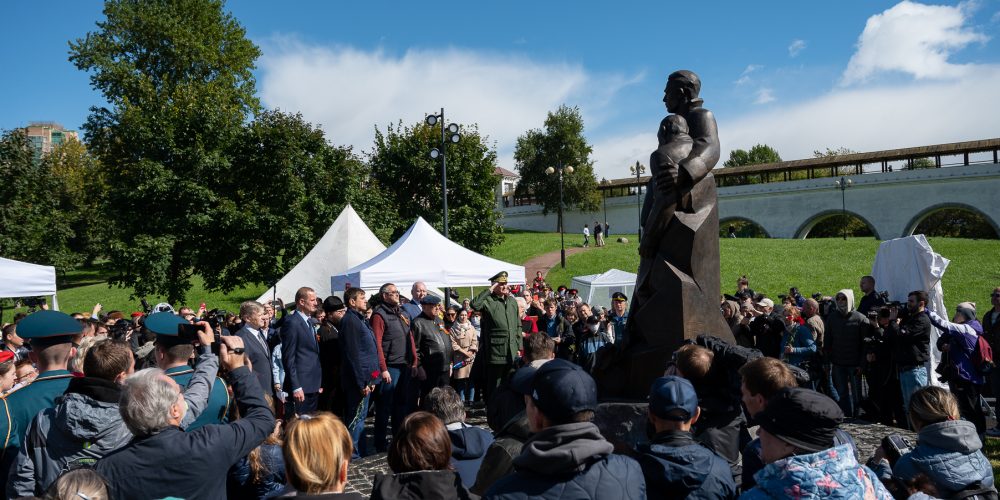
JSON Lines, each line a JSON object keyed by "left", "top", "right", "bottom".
{"left": 530, "top": 358, "right": 598, "bottom": 423}
{"left": 755, "top": 298, "right": 774, "bottom": 308}
{"left": 648, "top": 376, "right": 699, "bottom": 421}
{"left": 510, "top": 365, "right": 540, "bottom": 396}
{"left": 756, "top": 388, "right": 843, "bottom": 453}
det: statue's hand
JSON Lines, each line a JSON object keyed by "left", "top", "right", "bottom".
{"left": 656, "top": 161, "right": 679, "bottom": 199}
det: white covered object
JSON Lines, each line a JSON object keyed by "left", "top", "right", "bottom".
{"left": 257, "top": 205, "right": 386, "bottom": 304}
{"left": 871, "top": 234, "right": 948, "bottom": 387}
{"left": 331, "top": 217, "right": 525, "bottom": 292}
{"left": 0, "top": 257, "right": 59, "bottom": 310}
{"left": 571, "top": 269, "right": 637, "bottom": 312}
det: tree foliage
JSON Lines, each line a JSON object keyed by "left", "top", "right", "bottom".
{"left": 70, "top": 0, "right": 261, "bottom": 303}
{"left": 914, "top": 208, "right": 998, "bottom": 239}
{"left": 724, "top": 144, "right": 782, "bottom": 167}
{"left": 513, "top": 105, "right": 600, "bottom": 227}
{"left": 368, "top": 120, "right": 503, "bottom": 254}
{"left": 46, "top": 138, "right": 107, "bottom": 264}
{"left": 0, "top": 130, "right": 77, "bottom": 270}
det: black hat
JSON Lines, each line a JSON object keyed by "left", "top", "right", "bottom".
{"left": 16, "top": 311, "right": 81, "bottom": 344}
{"left": 323, "top": 296, "right": 345, "bottom": 313}
{"left": 756, "top": 388, "right": 843, "bottom": 453}
{"left": 510, "top": 364, "right": 542, "bottom": 396}
{"left": 612, "top": 292, "right": 628, "bottom": 302}
{"left": 489, "top": 271, "right": 509, "bottom": 284}
{"left": 420, "top": 295, "right": 442, "bottom": 305}
{"left": 530, "top": 358, "right": 597, "bottom": 422}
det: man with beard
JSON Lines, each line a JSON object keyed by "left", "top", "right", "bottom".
{"left": 318, "top": 296, "right": 347, "bottom": 417}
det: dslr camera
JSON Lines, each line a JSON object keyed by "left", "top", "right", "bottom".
{"left": 881, "top": 434, "right": 913, "bottom": 465}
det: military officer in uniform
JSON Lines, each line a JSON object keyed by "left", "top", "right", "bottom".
{"left": 470, "top": 271, "right": 521, "bottom": 405}
{"left": 0, "top": 310, "right": 82, "bottom": 486}
{"left": 145, "top": 312, "right": 231, "bottom": 431}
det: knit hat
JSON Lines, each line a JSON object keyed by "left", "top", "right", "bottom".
{"left": 955, "top": 302, "right": 977, "bottom": 321}
{"left": 756, "top": 388, "right": 843, "bottom": 453}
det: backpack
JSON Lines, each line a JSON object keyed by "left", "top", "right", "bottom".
{"left": 972, "top": 333, "right": 995, "bottom": 375}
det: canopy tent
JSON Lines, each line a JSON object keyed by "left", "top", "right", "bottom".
{"left": 871, "top": 234, "right": 948, "bottom": 388}
{"left": 0, "top": 257, "right": 59, "bottom": 310}
{"left": 571, "top": 268, "right": 637, "bottom": 311}
{"left": 256, "top": 204, "right": 386, "bottom": 304}
{"left": 331, "top": 217, "right": 525, "bottom": 292}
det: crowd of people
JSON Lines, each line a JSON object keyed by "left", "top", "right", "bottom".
{"left": 0, "top": 269, "right": 997, "bottom": 499}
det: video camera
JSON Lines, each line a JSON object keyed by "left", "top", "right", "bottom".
{"left": 109, "top": 318, "right": 134, "bottom": 341}
{"left": 177, "top": 322, "right": 228, "bottom": 356}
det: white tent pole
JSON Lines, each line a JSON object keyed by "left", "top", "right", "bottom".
{"left": 51, "top": 294, "right": 59, "bottom": 311}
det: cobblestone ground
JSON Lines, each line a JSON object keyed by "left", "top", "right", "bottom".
{"left": 345, "top": 401, "right": 489, "bottom": 494}
{"left": 344, "top": 400, "right": 912, "bottom": 496}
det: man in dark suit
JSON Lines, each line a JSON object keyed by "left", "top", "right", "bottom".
{"left": 281, "top": 287, "right": 322, "bottom": 415}
{"left": 236, "top": 301, "right": 274, "bottom": 398}
{"left": 340, "top": 287, "right": 380, "bottom": 459}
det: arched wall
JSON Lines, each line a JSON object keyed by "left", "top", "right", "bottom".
{"left": 794, "top": 210, "right": 880, "bottom": 240}
{"left": 902, "top": 203, "right": 1000, "bottom": 238}
{"left": 719, "top": 216, "right": 771, "bottom": 237}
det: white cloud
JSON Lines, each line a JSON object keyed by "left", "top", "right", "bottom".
{"left": 257, "top": 39, "right": 640, "bottom": 170}
{"left": 991, "top": 10, "right": 1000, "bottom": 23}
{"left": 754, "top": 88, "right": 776, "bottom": 104}
{"left": 788, "top": 39, "right": 807, "bottom": 57}
{"left": 735, "top": 64, "right": 762, "bottom": 85}
{"left": 722, "top": 65, "right": 1000, "bottom": 163}
{"left": 842, "top": 0, "right": 989, "bottom": 84}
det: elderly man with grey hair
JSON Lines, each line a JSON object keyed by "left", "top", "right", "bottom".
{"left": 235, "top": 300, "right": 274, "bottom": 397}
{"left": 425, "top": 386, "right": 494, "bottom": 488}
{"left": 96, "top": 335, "right": 274, "bottom": 500}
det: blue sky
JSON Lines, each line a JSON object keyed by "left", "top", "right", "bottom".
{"left": 3, "top": 0, "right": 999, "bottom": 179}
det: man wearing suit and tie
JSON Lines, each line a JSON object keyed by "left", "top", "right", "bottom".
{"left": 281, "top": 287, "right": 323, "bottom": 415}
{"left": 236, "top": 301, "right": 274, "bottom": 397}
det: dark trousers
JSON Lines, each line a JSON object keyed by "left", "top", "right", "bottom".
{"left": 374, "top": 365, "right": 410, "bottom": 452}
{"left": 950, "top": 378, "right": 986, "bottom": 435}
{"left": 484, "top": 362, "right": 512, "bottom": 407}
{"left": 344, "top": 386, "right": 372, "bottom": 459}
{"left": 291, "top": 392, "right": 319, "bottom": 416}
{"left": 421, "top": 370, "right": 450, "bottom": 398}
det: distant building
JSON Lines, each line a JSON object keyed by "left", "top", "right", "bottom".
{"left": 495, "top": 166, "right": 519, "bottom": 209}
{"left": 25, "top": 122, "right": 78, "bottom": 158}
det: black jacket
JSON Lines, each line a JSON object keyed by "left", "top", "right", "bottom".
{"left": 413, "top": 314, "right": 453, "bottom": 373}
{"left": 892, "top": 311, "right": 932, "bottom": 367}
{"left": 472, "top": 413, "right": 532, "bottom": 496}
{"left": 371, "top": 470, "right": 477, "bottom": 500}
{"left": 637, "top": 430, "right": 737, "bottom": 500}
{"left": 96, "top": 367, "right": 274, "bottom": 500}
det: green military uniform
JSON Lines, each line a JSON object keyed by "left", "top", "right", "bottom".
{"left": 470, "top": 271, "right": 521, "bottom": 403}
{"left": 0, "top": 311, "right": 81, "bottom": 486}
{"left": 165, "top": 365, "right": 230, "bottom": 431}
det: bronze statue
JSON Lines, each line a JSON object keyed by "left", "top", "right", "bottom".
{"left": 596, "top": 70, "right": 734, "bottom": 399}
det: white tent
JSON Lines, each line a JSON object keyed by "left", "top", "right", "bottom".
{"left": 571, "top": 268, "right": 636, "bottom": 311}
{"left": 331, "top": 217, "right": 526, "bottom": 292}
{"left": 871, "top": 234, "right": 948, "bottom": 388}
{"left": 0, "top": 257, "right": 59, "bottom": 310}
{"left": 256, "top": 205, "right": 386, "bottom": 304}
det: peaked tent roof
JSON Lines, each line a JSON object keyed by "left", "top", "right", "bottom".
{"left": 257, "top": 204, "right": 386, "bottom": 304}
{"left": 571, "top": 268, "right": 637, "bottom": 286}
{"left": 331, "top": 217, "right": 526, "bottom": 291}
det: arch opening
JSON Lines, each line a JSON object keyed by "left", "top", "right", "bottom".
{"left": 720, "top": 217, "right": 770, "bottom": 238}
{"left": 907, "top": 205, "right": 999, "bottom": 239}
{"left": 797, "top": 211, "right": 878, "bottom": 239}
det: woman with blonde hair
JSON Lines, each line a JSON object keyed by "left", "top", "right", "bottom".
{"left": 275, "top": 412, "right": 362, "bottom": 499}
{"left": 873, "top": 386, "right": 995, "bottom": 498}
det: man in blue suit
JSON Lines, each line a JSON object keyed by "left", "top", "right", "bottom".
{"left": 281, "top": 287, "right": 322, "bottom": 416}
{"left": 236, "top": 301, "right": 274, "bottom": 398}
{"left": 340, "top": 287, "right": 381, "bottom": 459}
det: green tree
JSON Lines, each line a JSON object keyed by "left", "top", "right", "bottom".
{"left": 69, "top": 0, "right": 261, "bottom": 303}
{"left": 46, "top": 138, "right": 107, "bottom": 264}
{"left": 368, "top": 120, "right": 504, "bottom": 254}
{"left": 0, "top": 130, "right": 77, "bottom": 270}
{"left": 723, "top": 144, "right": 782, "bottom": 167}
{"left": 513, "top": 105, "right": 600, "bottom": 231}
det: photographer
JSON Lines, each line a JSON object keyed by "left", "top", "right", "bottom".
{"left": 748, "top": 298, "right": 783, "bottom": 359}
{"left": 96, "top": 335, "right": 275, "bottom": 500}
{"left": 891, "top": 291, "right": 933, "bottom": 423}
{"left": 870, "top": 386, "right": 995, "bottom": 499}
{"left": 863, "top": 307, "right": 905, "bottom": 427}
{"left": 145, "top": 312, "right": 231, "bottom": 430}
{"left": 927, "top": 302, "right": 987, "bottom": 434}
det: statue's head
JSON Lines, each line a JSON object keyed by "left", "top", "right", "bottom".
{"left": 657, "top": 114, "right": 689, "bottom": 145}
{"left": 663, "top": 70, "right": 701, "bottom": 113}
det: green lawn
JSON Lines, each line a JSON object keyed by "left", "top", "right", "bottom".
{"left": 985, "top": 437, "right": 1000, "bottom": 486}
{"left": 5, "top": 233, "right": 997, "bottom": 319}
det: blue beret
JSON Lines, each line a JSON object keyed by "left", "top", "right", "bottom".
{"left": 16, "top": 310, "right": 82, "bottom": 339}
{"left": 145, "top": 312, "right": 187, "bottom": 336}
{"left": 420, "top": 295, "right": 442, "bottom": 305}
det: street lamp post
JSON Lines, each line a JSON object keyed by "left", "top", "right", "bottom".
{"left": 835, "top": 176, "right": 853, "bottom": 240}
{"left": 600, "top": 177, "right": 608, "bottom": 226}
{"left": 546, "top": 161, "right": 574, "bottom": 268}
{"left": 426, "top": 108, "right": 461, "bottom": 304}
{"left": 630, "top": 161, "right": 646, "bottom": 241}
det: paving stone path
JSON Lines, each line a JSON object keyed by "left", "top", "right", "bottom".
{"left": 522, "top": 246, "right": 591, "bottom": 279}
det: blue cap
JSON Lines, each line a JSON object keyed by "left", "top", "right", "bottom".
{"left": 510, "top": 364, "right": 542, "bottom": 396}
{"left": 16, "top": 310, "right": 82, "bottom": 340}
{"left": 648, "top": 376, "right": 698, "bottom": 421}
{"left": 531, "top": 358, "right": 597, "bottom": 422}
{"left": 420, "top": 295, "right": 441, "bottom": 305}
{"left": 145, "top": 312, "right": 187, "bottom": 336}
